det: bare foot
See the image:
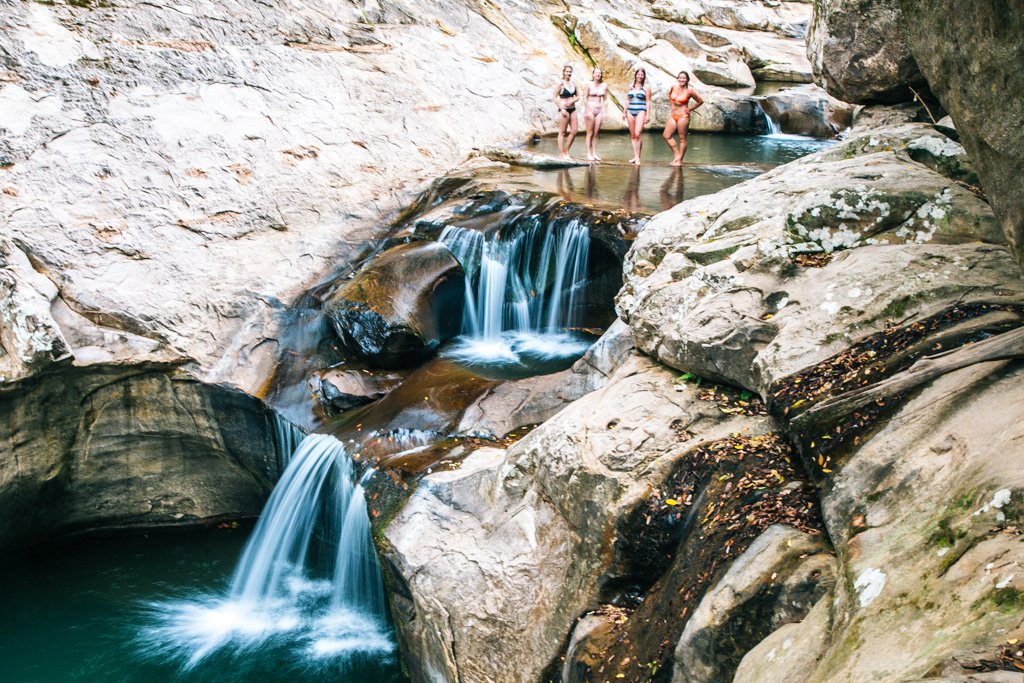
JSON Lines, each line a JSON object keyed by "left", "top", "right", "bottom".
{"left": 593, "top": 154, "right": 603, "bottom": 161}
{"left": 670, "top": 158, "right": 683, "bottom": 166}
{"left": 628, "top": 157, "right": 637, "bottom": 165}
{"left": 586, "top": 154, "right": 595, "bottom": 161}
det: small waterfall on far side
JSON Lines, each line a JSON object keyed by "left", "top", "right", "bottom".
{"left": 756, "top": 100, "right": 783, "bottom": 136}
{"left": 144, "top": 433, "right": 392, "bottom": 669}
{"left": 439, "top": 218, "right": 593, "bottom": 365}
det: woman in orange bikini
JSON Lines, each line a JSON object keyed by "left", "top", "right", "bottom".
{"left": 663, "top": 71, "right": 704, "bottom": 166}
{"left": 553, "top": 63, "right": 580, "bottom": 159}
{"left": 582, "top": 66, "right": 608, "bottom": 162}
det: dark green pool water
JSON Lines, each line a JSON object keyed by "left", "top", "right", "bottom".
{"left": 0, "top": 529, "right": 405, "bottom": 683}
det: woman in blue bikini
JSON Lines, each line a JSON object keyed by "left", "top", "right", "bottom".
{"left": 625, "top": 67, "right": 652, "bottom": 165}
{"left": 553, "top": 63, "right": 580, "bottom": 159}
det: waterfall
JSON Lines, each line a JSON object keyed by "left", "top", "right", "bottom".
{"left": 271, "top": 411, "right": 306, "bottom": 472}
{"left": 439, "top": 218, "right": 591, "bottom": 339}
{"left": 756, "top": 100, "right": 782, "bottom": 135}
{"left": 144, "top": 433, "right": 392, "bottom": 668}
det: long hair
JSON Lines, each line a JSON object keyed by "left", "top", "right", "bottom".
{"left": 632, "top": 67, "right": 647, "bottom": 88}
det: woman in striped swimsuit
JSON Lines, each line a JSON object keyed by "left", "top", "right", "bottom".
{"left": 625, "top": 67, "right": 652, "bottom": 165}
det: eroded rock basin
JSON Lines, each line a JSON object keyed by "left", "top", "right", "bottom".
{"left": 0, "top": 128, "right": 844, "bottom": 682}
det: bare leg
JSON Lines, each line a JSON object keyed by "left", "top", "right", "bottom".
{"left": 635, "top": 112, "right": 646, "bottom": 165}
{"left": 592, "top": 110, "right": 605, "bottom": 161}
{"left": 566, "top": 111, "right": 579, "bottom": 158}
{"left": 557, "top": 110, "right": 570, "bottom": 157}
{"left": 589, "top": 110, "right": 598, "bottom": 162}
{"left": 678, "top": 116, "right": 691, "bottom": 162}
{"left": 626, "top": 111, "right": 638, "bottom": 163}
{"left": 664, "top": 117, "right": 681, "bottom": 165}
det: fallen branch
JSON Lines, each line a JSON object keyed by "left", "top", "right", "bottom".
{"left": 793, "top": 324, "right": 1024, "bottom": 431}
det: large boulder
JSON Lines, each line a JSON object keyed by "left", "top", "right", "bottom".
{"left": 618, "top": 123, "right": 1015, "bottom": 394}
{"left": 759, "top": 83, "right": 856, "bottom": 137}
{"left": 0, "top": 363, "right": 286, "bottom": 550}
{"left": 324, "top": 241, "right": 465, "bottom": 369}
{"left": 384, "top": 353, "right": 825, "bottom": 682}
{"left": 671, "top": 525, "right": 836, "bottom": 682}
{"left": 898, "top": 0, "right": 1024, "bottom": 269}
{"left": 807, "top": 0, "right": 929, "bottom": 104}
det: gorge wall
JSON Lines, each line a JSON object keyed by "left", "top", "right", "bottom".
{"left": 1, "top": 0, "right": 1022, "bottom": 681}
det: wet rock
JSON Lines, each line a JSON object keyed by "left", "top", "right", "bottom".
{"left": 0, "top": 364, "right": 284, "bottom": 550}
{"left": 384, "top": 353, "right": 777, "bottom": 682}
{"left": 671, "top": 524, "right": 836, "bottom": 682}
{"left": 324, "top": 241, "right": 465, "bottom": 369}
{"left": 315, "top": 366, "right": 404, "bottom": 412}
{"left": 759, "top": 83, "right": 855, "bottom": 137}
{"left": 733, "top": 594, "right": 833, "bottom": 683}
{"left": 899, "top": 0, "right": 1024, "bottom": 268}
{"left": 807, "top": 0, "right": 930, "bottom": 104}
{"left": 618, "top": 123, "right": 1015, "bottom": 393}
{"left": 474, "top": 147, "right": 590, "bottom": 169}
{"left": 457, "top": 319, "right": 633, "bottom": 438}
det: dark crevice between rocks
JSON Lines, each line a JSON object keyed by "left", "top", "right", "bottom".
{"left": 546, "top": 431, "right": 826, "bottom": 683}
{"left": 767, "top": 302, "right": 1024, "bottom": 486}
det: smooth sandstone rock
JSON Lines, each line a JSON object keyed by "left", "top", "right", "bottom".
{"left": 0, "top": 364, "right": 286, "bottom": 549}
{"left": 897, "top": 0, "right": 1024, "bottom": 269}
{"left": 807, "top": 0, "right": 929, "bottom": 104}
{"left": 618, "top": 123, "right": 1016, "bottom": 393}
{"left": 324, "top": 241, "right": 465, "bottom": 369}
{"left": 384, "top": 353, "right": 775, "bottom": 682}
{"left": 796, "top": 361, "right": 1024, "bottom": 681}
{"left": 759, "top": 83, "right": 855, "bottom": 136}
{"left": 671, "top": 524, "right": 836, "bottom": 682}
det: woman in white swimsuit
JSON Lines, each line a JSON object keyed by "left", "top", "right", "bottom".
{"left": 582, "top": 66, "right": 608, "bottom": 162}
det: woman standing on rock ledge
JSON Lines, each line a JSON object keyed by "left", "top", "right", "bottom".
{"left": 583, "top": 66, "right": 608, "bottom": 162}
{"left": 553, "top": 63, "right": 579, "bottom": 159}
{"left": 625, "top": 67, "right": 651, "bottom": 165}
{"left": 664, "top": 71, "right": 703, "bottom": 166}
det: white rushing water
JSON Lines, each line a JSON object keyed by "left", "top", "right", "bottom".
{"left": 439, "top": 218, "right": 593, "bottom": 365}
{"left": 142, "top": 433, "right": 393, "bottom": 669}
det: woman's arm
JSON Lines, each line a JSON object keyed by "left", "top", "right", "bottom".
{"left": 553, "top": 82, "right": 563, "bottom": 109}
{"left": 688, "top": 89, "right": 704, "bottom": 112}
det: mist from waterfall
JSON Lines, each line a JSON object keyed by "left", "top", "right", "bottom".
{"left": 141, "top": 434, "right": 393, "bottom": 670}
{"left": 438, "top": 217, "right": 593, "bottom": 366}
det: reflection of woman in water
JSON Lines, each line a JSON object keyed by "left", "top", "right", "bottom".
{"left": 625, "top": 68, "right": 651, "bottom": 165}
{"left": 553, "top": 63, "right": 579, "bottom": 159}
{"left": 582, "top": 67, "right": 608, "bottom": 162}
{"left": 623, "top": 164, "right": 641, "bottom": 212}
{"left": 659, "top": 166, "right": 685, "bottom": 210}
{"left": 663, "top": 71, "right": 704, "bottom": 166}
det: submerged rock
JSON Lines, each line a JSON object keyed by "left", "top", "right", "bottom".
{"left": 324, "top": 241, "right": 465, "bottom": 369}
{"left": 315, "top": 365, "right": 405, "bottom": 413}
